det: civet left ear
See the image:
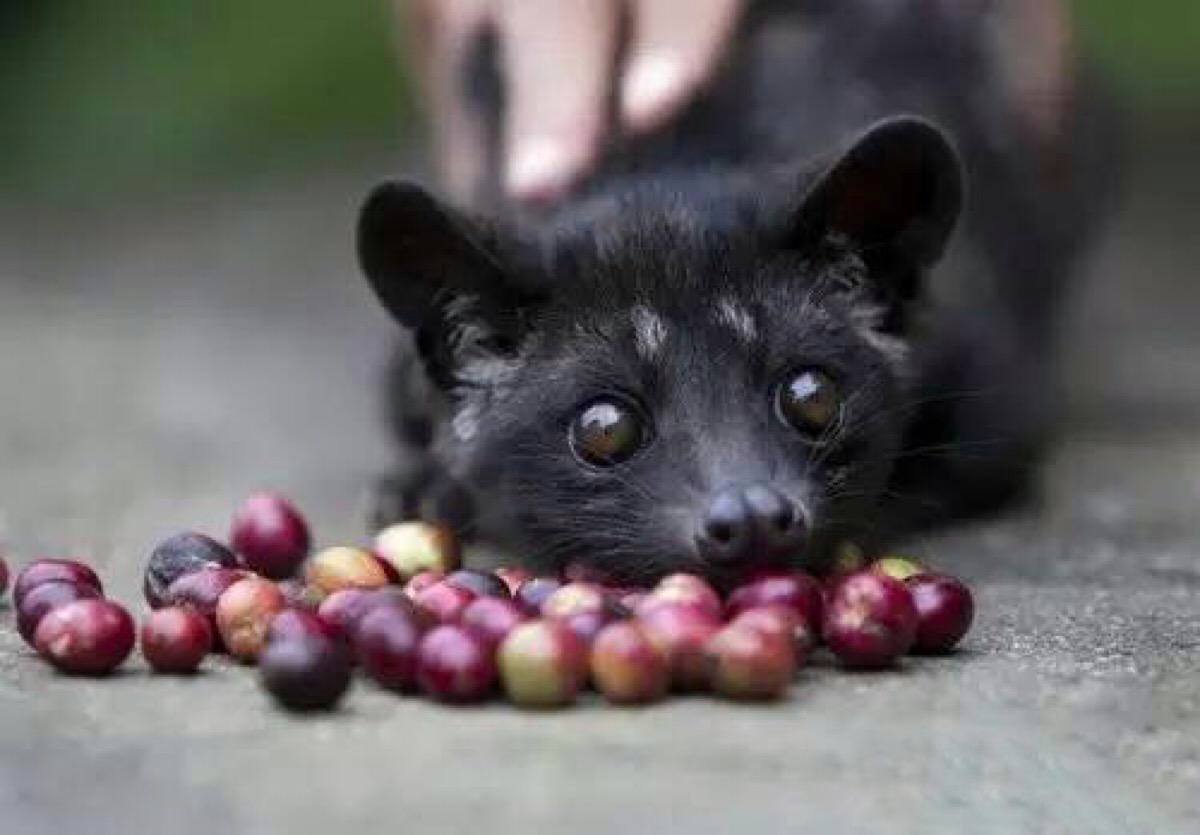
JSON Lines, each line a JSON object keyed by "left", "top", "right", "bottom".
{"left": 357, "top": 181, "right": 543, "bottom": 389}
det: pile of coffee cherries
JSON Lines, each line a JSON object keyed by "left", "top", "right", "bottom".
{"left": 0, "top": 492, "right": 974, "bottom": 712}
{"left": 5, "top": 553, "right": 138, "bottom": 674}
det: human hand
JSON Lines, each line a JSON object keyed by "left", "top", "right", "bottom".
{"left": 404, "top": 0, "right": 744, "bottom": 203}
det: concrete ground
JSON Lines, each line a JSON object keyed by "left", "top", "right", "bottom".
{"left": 1, "top": 147, "right": 1198, "bottom": 834}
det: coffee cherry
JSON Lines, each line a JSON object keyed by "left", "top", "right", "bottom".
{"left": 260, "top": 634, "right": 352, "bottom": 712}
{"left": 646, "top": 574, "right": 722, "bottom": 620}
{"left": 416, "top": 625, "right": 496, "bottom": 703}
{"left": 229, "top": 492, "right": 311, "bottom": 579}
{"left": 728, "top": 605, "right": 814, "bottom": 665}
{"left": 906, "top": 573, "right": 974, "bottom": 654}
{"left": 403, "top": 570, "right": 444, "bottom": 598}
{"left": 705, "top": 623, "right": 795, "bottom": 700}
{"left": 163, "top": 568, "right": 246, "bottom": 650}
{"left": 591, "top": 622, "right": 669, "bottom": 705}
{"left": 15, "top": 559, "right": 103, "bottom": 606}
{"left": 144, "top": 533, "right": 236, "bottom": 609}
{"left": 541, "top": 581, "right": 623, "bottom": 645}
{"left": 267, "top": 608, "right": 343, "bottom": 645}
{"left": 317, "top": 588, "right": 381, "bottom": 638}
{"left": 541, "top": 582, "right": 607, "bottom": 620}
{"left": 356, "top": 604, "right": 426, "bottom": 691}
{"left": 871, "top": 556, "right": 925, "bottom": 582}
{"left": 494, "top": 566, "right": 532, "bottom": 595}
{"left": 304, "top": 546, "right": 389, "bottom": 596}
{"left": 215, "top": 577, "right": 286, "bottom": 663}
{"left": 141, "top": 608, "right": 213, "bottom": 673}
{"left": 460, "top": 596, "right": 528, "bottom": 651}
{"left": 414, "top": 581, "right": 477, "bottom": 624}
{"left": 512, "top": 578, "right": 562, "bottom": 617}
{"left": 823, "top": 571, "right": 918, "bottom": 669}
{"left": 17, "top": 580, "right": 102, "bottom": 645}
{"left": 637, "top": 602, "right": 721, "bottom": 690}
{"left": 560, "top": 608, "right": 618, "bottom": 647}
{"left": 445, "top": 569, "right": 510, "bottom": 599}
{"left": 497, "top": 620, "right": 587, "bottom": 708}
{"left": 35, "top": 599, "right": 135, "bottom": 675}
{"left": 373, "top": 521, "right": 461, "bottom": 581}
{"left": 725, "top": 570, "right": 824, "bottom": 631}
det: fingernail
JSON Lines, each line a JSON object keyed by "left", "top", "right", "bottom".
{"left": 621, "top": 53, "right": 689, "bottom": 132}
{"left": 506, "top": 138, "right": 581, "bottom": 203}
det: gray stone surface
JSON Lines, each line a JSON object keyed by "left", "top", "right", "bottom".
{"left": 1, "top": 151, "right": 1198, "bottom": 834}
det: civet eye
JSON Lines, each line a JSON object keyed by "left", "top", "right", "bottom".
{"left": 775, "top": 369, "right": 840, "bottom": 437}
{"left": 569, "top": 400, "right": 647, "bottom": 466}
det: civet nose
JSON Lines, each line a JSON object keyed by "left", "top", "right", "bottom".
{"left": 697, "top": 484, "right": 806, "bottom": 565}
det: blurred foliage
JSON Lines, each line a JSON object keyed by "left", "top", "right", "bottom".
{"left": 1, "top": 1, "right": 412, "bottom": 200}
{"left": 0, "top": 1, "right": 1195, "bottom": 201}
{"left": 1075, "top": 0, "right": 1200, "bottom": 115}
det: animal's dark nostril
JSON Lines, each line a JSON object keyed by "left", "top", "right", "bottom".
{"left": 702, "top": 489, "right": 747, "bottom": 547}
{"left": 772, "top": 507, "right": 793, "bottom": 532}
{"left": 699, "top": 484, "right": 806, "bottom": 564}
{"left": 708, "top": 521, "right": 735, "bottom": 543}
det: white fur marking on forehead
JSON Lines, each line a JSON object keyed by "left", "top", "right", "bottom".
{"left": 631, "top": 305, "right": 668, "bottom": 361}
{"left": 715, "top": 298, "right": 756, "bottom": 344}
{"left": 849, "top": 301, "right": 910, "bottom": 372}
{"left": 442, "top": 292, "right": 531, "bottom": 443}
{"left": 451, "top": 405, "right": 480, "bottom": 442}
{"left": 451, "top": 354, "right": 522, "bottom": 443}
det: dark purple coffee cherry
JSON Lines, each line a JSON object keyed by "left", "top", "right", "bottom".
{"left": 356, "top": 604, "right": 426, "bottom": 691}
{"left": 14, "top": 559, "right": 103, "bottom": 606}
{"left": 144, "top": 532, "right": 237, "bottom": 609}
{"left": 445, "top": 568, "right": 510, "bottom": 599}
{"left": 512, "top": 578, "right": 562, "bottom": 617}
{"left": 260, "top": 634, "right": 352, "bottom": 712}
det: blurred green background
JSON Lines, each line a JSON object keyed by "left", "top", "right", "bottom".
{"left": 1, "top": 1, "right": 1196, "bottom": 203}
